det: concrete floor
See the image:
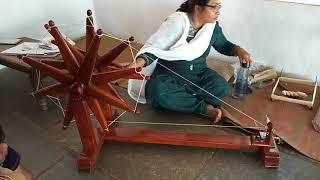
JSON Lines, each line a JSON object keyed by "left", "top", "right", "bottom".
{"left": 1, "top": 67, "right": 320, "bottom": 180}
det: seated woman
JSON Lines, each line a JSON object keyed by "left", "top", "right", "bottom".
{"left": 0, "top": 125, "right": 33, "bottom": 180}
{"left": 128, "top": 0, "right": 251, "bottom": 123}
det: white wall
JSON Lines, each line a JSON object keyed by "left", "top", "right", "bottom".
{"left": 93, "top": 0, "right": 180, "bottom": 42}
{"left": 220, "top": 0, "right": 320, "bottom": 80}
{"left": 93, "top": 0, "right": 319, "bottom": 80}
{"left": 0, "top": 0, "right": 95, "bottom": 39}
{"left": 0, "top": 0, "right": 95, "bottom": 69}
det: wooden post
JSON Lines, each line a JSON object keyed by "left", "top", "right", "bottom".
{"left": 262, "top": 121, "right": 280, "bottom": 167}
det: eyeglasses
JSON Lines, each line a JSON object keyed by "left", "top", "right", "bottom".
{"left": 203, "top": 4, "right": 222, "bottom": 12}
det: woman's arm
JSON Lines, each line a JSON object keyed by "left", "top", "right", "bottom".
{"left": 212, "top": 22, "right": 251, "bottom": 67}
{"left": 211, "top": 22, "right": 236, "bottom": 56}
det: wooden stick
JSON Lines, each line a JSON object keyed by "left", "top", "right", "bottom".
{"left": 278, "top": 77, "right": 315, "bottom": 86}
{"left": 250, "top": 69, "right": 277, "bottom": 84}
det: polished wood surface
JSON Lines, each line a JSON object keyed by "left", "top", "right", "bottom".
{"left": 106, "top": 127, "right": 256, "bottom": 150}
{"left": 104, "top": 124, "right": 279, "bottom": 168}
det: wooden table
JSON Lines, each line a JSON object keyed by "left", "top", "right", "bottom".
{"left": 0, "top": 38, "right": 61, "bottom": 110}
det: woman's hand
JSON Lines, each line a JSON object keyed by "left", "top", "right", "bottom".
{"left": 116, "top": 58, "right": 146, "bottom": 69}
{"left": 127, "top": 57, "right": 146, "bottom": 69}
{"left": 233, "top": 46, "right": 252, "bottom": 67}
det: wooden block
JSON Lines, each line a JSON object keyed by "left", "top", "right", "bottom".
{"left": 249, "top": 69, "right": 277, "bottom": 85}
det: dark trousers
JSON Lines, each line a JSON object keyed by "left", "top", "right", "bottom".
{"left": 145, "top": 68, "right": 229, "bottom": 116}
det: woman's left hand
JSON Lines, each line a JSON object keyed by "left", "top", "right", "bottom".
{"left": 234, "top": 46, "right": 252, "bottom": 67}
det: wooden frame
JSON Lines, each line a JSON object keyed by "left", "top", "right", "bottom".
{"left": 271, "top": 77, "right": 317, "bottom": 109}
{"left": 104, "top": 123, "right": 280, "bottom": 168}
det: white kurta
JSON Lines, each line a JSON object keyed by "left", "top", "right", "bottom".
{"left": 128, "top": 12, "right": 216, "bottom": 104}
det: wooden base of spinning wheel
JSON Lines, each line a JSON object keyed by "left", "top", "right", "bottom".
{"left": 263, "top": 141, "right": 280, "bottom": 168}
{"left": 77, "top": 124, "right": 279, "bottom": 171}
{"left": 77, "top": 129, "right": 104, "bottom": 172}
{"left": 77, "top": 127, "right": 105, "bottom": 172}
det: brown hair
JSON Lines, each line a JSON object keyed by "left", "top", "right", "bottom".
{"left": 177, "top": 0, "right": 209, "bottom": 13}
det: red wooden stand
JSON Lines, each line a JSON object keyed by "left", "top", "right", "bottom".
{"left": 77, "top": 120, "right": 279, "bottom": 171}
{"left": 20, "top": 10, "right": 279, "bottom": 172}
{"left": 105, "top": 126, "right": 279, "bottom": 168}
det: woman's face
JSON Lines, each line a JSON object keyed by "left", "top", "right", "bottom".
{"left": 198, "top": 0, "right": 221, "bottom": 23}
{"left": 0, "top": 143, "right": 8, "bottom": 164}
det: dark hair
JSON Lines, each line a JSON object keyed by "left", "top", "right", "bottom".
{"left": 177, "top": 0, "right": 209, "bottom": 13}
{"left": 0, "top": 125, "right": 5, "bottom": 143}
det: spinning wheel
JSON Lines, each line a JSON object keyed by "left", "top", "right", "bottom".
{"left": 19, "top": 10, "right": 144, "bottom": 171}
{"left": 19, "top": 10, "right": 280, "bottom": 172}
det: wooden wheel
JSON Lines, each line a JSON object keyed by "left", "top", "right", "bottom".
{"left": 19, "top": 9, "right": 144, "bottom": 171}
